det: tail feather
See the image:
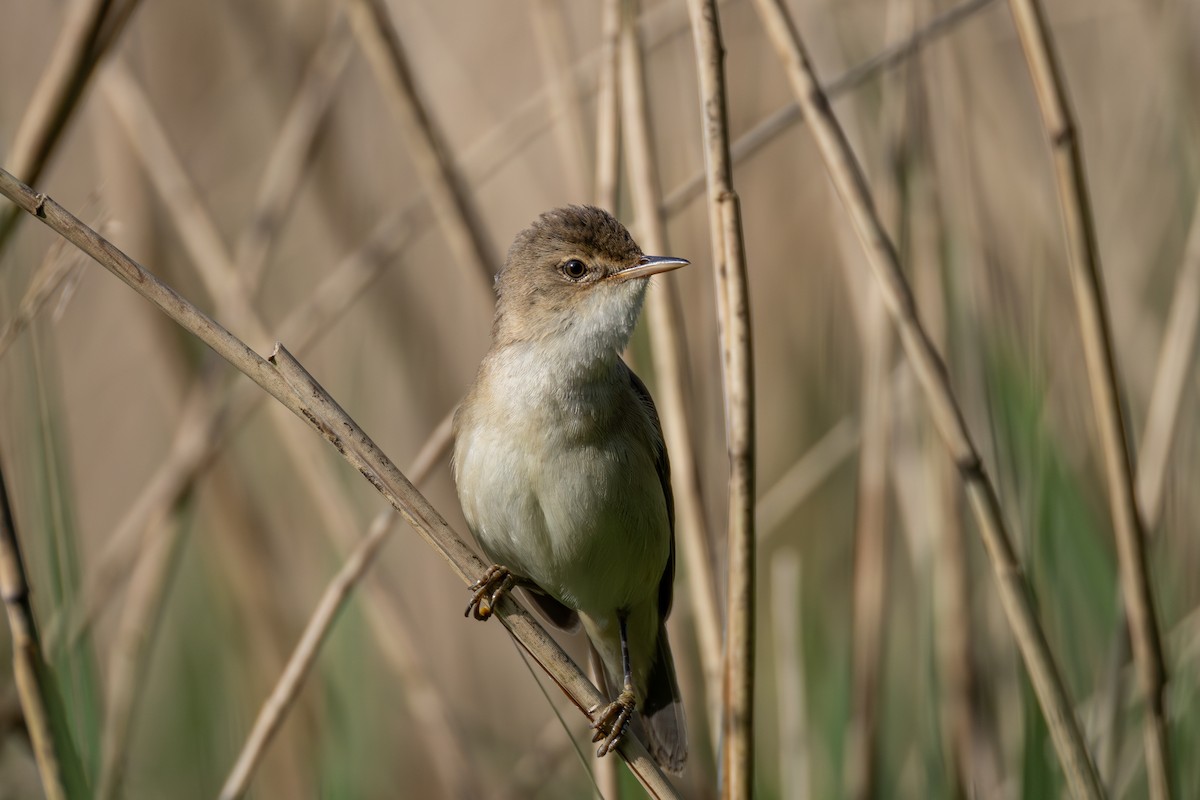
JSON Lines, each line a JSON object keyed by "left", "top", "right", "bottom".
{"left": 640, "top": 624, "right": 687, "bottom": 773}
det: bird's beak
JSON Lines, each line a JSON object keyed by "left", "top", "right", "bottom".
{"left": 611, "top": 255, "right": 690, "bottom": 281}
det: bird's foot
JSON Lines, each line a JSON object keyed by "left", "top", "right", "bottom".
{"left": 464, "top": 564, "right": 518, "bottom": 620}
{"left": 589, "top": 685, "right": 637, "bottom": 757}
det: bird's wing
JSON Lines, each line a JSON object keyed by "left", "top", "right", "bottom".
{"left": 523, "top": 586, "right": 580, "bottom": 632}
{"left": 624, "top": 361, "right": 676, "bottom": 620}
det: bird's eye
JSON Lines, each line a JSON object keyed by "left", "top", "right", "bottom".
{"left": 561, "top": 259, "right": 589, "bottom": 280}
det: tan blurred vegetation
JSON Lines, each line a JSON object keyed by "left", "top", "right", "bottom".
{"left": 2, "top": 0, "right": 1199, "bottom": 798}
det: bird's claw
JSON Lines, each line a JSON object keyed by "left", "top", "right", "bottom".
{"left": 590, "top": 686, "right": 637, "bottom": 757}
{"left": 464, "top": 564, "right": 517, "bottom": 620}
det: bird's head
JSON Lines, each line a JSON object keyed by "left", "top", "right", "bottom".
{"left": 493, "top": 205, "right": 688, "bottom": 358}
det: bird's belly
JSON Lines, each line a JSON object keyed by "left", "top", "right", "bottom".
{"left": 455, "top": 421, "right": 669, "bottom": 615}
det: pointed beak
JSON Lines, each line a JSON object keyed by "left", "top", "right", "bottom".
{"left": 611, "top": 255, "right": 690, "bottom": 281}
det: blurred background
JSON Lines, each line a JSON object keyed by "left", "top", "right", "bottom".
{"left": 1, "top": 0, "right": 1199, "bottom": 797}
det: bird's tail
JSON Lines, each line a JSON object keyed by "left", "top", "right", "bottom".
{"left": 587, "top": 622, "right": 687, "bottom": 774}
{"left": 637, "top": 625, "right": 687, "bottom": 774}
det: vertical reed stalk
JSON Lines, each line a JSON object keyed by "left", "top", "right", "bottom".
{"left": 682, "top": 1, "right": 757, "bottom": 796}
{"left": 0, "top": 458, "right": 72, "bottom": 800}
{"left": 620, "top": 0, "right": 723, "bottom": 763}
{"left": 1004, "top": 2, "right": 1171, "bottom": 796}
{"left": 594, "top": 0, "right": 623, "bottom": 211}
{"left": 529, "top": 0, "right": 590, "bottom": 199}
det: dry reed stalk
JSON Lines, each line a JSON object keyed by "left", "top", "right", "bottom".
{"left": 346, "top": 0, "right": 495, "bottom": 284}
{"left": 462, "top": 0, "right": 704, "bottom": 198}
{"left": 0, "top": 234, "right": 88, "bottom": 359}
{"left": 832, "top": 1, "right": 918, "bottom": 790}
{"left": 594, "top": 0, "right": 623, "bottom": 211}
{"left": 844, "top": 293, "right": 891, "bottom": 800}
{"left": 744, "top": 1, "right": 1104, "bottom": 796}
{"left": 529, "top": 0, "right": 590, "bottom": 200}
{"left": 1137, "top": 201, "right": 1200, "bottom": 531}
{"left": 620, "top": 0, "right": 723, "bottom": 763}
{"left": 759, "top": 417, "right": 859, "bottom": 538}
{"left": 0, "top": 167, "right": 682, "bottom": 800}
{"left": 0, "top": 0, "right": 141, "bottom": 256}
{"left": 770, "top": 550, "right": 808, "bottom": 800}
{"left": 906, "top": 95, "right": 981, "bottom": 796}
{"left": 682, "top": 2, "right": 757, "bottom": 797}
{"left": 97, "top": 532, "right": 176, "bottom": 785}
{"left": 1095, "top": 193, "right": 1200, "bottom": 783}
{"left": 662, "top": 0, "right": 1000, "bottom": 217}
{"left": 220, "top": 417, "right": 452, "bottom": 800}
{"left": 233, "top": 14, "right": 354, "bottom": 290}
{"left": 589, "top": 655, "right": 621, "bottom": 800}
{"left": 5, "top": 0, "right": 126, "bottom": 183}
{"left": 915, "top": 24, "right": 1005, "bottom": 793}
{"left": 93, "top": 379, "right": 218, "bottom": 800}
{"left": 0, "top": 457, "right": 74, "bottom": 800}
{"left": 1003, "top": 2, "right": 1171, "bottom": 796}
{"left": 99, "top": 66, "right": 485, "bottom": 797}
{"left": 504, "top": 716, "right": 583, "bottom": 799}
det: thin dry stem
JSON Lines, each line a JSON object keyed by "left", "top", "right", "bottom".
{"left": 620, "top": 0, "right": 722, "bottom": 762}
{"left": 0, "top": 456, "right": 72, "bottom": 800}
{"left": 234, "top": 13, "right": 354, "bottom": 289}
{"left": 663, "top": 0, "right": 1000, "bottom": 217}
{"left": 683, "top": 2, "right": 757, "bottom": 797}
{"left": 6, "top": 0, "right": 125, "bottom": 183}
{"left": 1004, "top": 2, "right": 1171, "bottom": 796}
{"left": 529, "top": 0, "right": 590, "bottom": 199}
{"left": 0, "top": 167, "right": 681, "bottom": 800}
{"left": 907, "top": 72, "right": 985, "bottom": 793}
{"left": 758, "top": 417, "right": 859, "bottom": 538}
{"left": 589, "top": 655, "right": 621, "bottom": 800}
{"left": 594, "top": 0, "right": 623, "bottom": 211}
{"left": 832, "top": 2, "right": 915, "bottom": 789}
{"left": 0, "top": 232, "right": 89, "bottom": 359}
{"left": 93, "top": 380, "right": 216, "bottom": 800}
{"left": 0, "top": 0, "right": 141, "bottom": 256}
{"left": 745, "top": 0, "right": 1104, "bottom": 795}
{"left": 916, "top": 23, "right": 1002, "bottom": 793}
{"left": 46, "top": 210, "right": 414, "bottom": 655}
{"left": 844, "top": 295, "right": 891, "bottom": 800}
{"left": 1096, "top": 191, "right": 1200, "bottom": 784}
{"left": 770, "top": 551, "right": 808, "bottom": 800}
{"left": 219, "top": 508, "right": 397, "bottom": 800}
{"left": 1137, "top": 199, "right": 1200, "bottom": 530}
{"left": 346, "top": 0, "right": 495, "bottom": 284}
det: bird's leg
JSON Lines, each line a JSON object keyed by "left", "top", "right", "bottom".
{"left": 464, "top": 564, "right": 520, "bottom": 620}
{"left": 590, "top": 613, "right": 637, "bottom": 757}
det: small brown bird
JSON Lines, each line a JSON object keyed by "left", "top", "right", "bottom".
{"left": 453, "top": 205, "right": 688, "bottom": 771}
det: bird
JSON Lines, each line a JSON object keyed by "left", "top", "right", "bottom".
{"left": 452, "top": 205, "right": 688, "bottom": 772}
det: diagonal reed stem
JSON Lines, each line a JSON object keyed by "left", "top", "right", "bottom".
{"left": 346, "top": 0, "right": 495, "bottom": 284}
{"left": 0, "top": 166, "right": 682, "bottom": 800}
{"left": 745, "top": 0, "right": 1105, "bottom": 796}
{"left": 0, "top": 0, "right": 143, "bottom": 257}
{"left": 219, "top": 417, "right": 451, "bottom": 800}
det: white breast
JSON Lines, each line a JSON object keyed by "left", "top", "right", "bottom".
{"left": 453, "top": 344, "right": 670, "bottom": 615}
